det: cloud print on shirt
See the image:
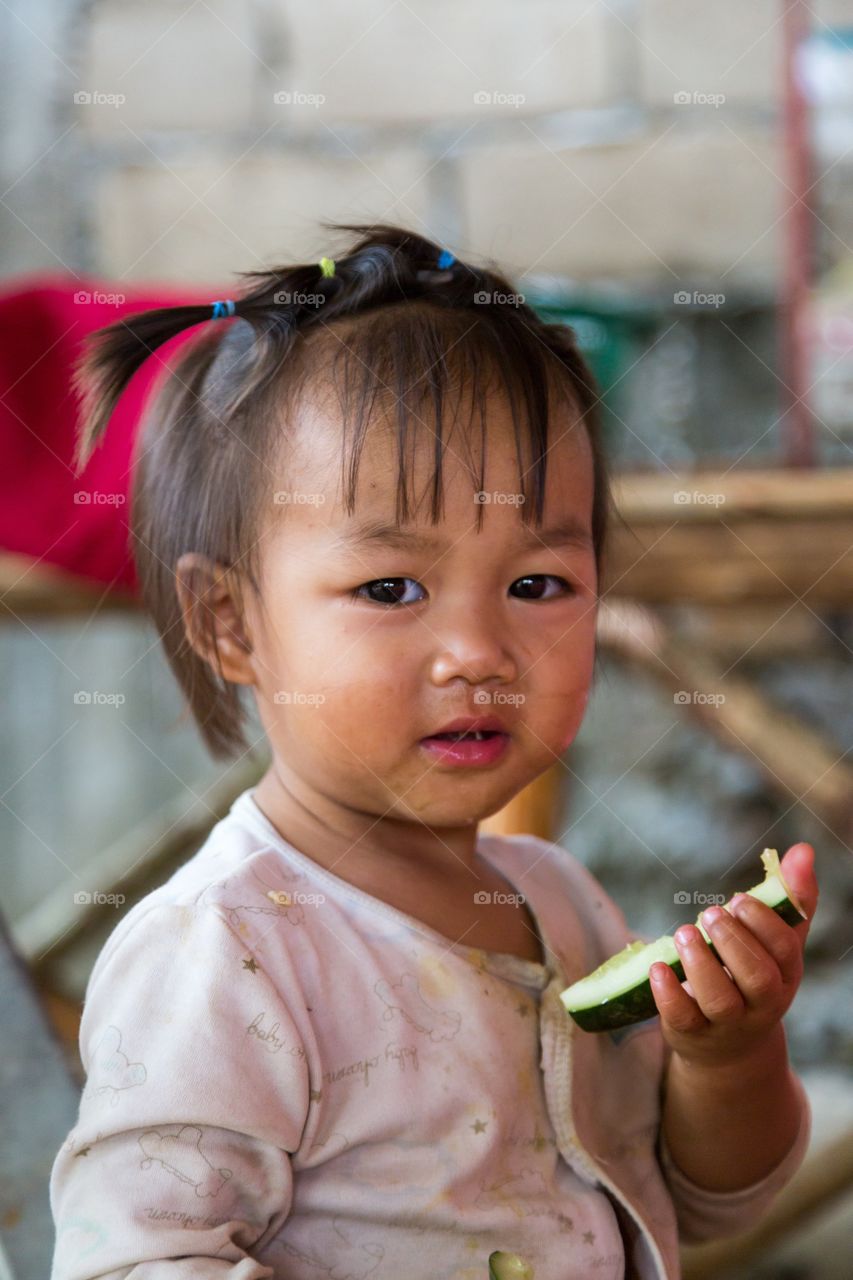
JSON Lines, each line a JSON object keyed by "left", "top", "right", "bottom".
{"left": 138, "top": 1124, "right": 233, "bottom": 1198}
{"left": 83, "top": 1025, "right": 146, "bottom": 1105}
{"left": 374, "top": 972, "right": 462, "bottom": 1041}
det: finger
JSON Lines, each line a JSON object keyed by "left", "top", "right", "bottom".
{"left": 726, "top": 895, "right": 804, "bottom": 987}
{"left": 778, "top": 843, "right": 819, "bottom": 927}
{"left": 649, "top": 960, "right": 709, "bottom": 1033}
{"left": 673, "top": 924, "right": 746, "bottom": 1023}
{"left": 699, "top": 906, "right": 786, "bottom": 1009}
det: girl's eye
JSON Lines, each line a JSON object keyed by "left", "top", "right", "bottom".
{"left": 510, "top": 574, "right": 574, "bottom": 600}
{"left": 352, "top": 574, "right": 574, "bottom": 606}
{"left": 352, "top": 577, "right": 426, "bottom": 606}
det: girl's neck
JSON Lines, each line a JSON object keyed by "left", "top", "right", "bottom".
{"left": 251, "top": 764, "right": 487, "bottom": 891}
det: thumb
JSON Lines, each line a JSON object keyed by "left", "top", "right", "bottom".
{"left": 779, "top": 842, "right": 818, "bottom": 925}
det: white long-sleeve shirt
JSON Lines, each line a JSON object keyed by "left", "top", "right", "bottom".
{"left": 49, "top": 787, "right": 811, "bottom": 1279}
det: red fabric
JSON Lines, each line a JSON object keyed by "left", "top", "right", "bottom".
{"left": 0, "top": 275, "right": 227, "bottom": 597}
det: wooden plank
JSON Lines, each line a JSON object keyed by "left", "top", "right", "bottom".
{"left": 603, "top": 467, "right": 853, "bottom": 602}
{"left": 611, "top": 466, "right": 853, "bottom": 519}
{"left": 0, "top": 553, "right": 136, "bottom": 616}
{"left": 602, "top": 518, "right": 853, "bottom": 603}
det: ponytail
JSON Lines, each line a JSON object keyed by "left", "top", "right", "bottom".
{"left": 72, "top": 301, "right": 231, "bottom": 474}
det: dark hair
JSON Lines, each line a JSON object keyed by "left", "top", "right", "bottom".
{"left": 72, "top": 221, "right": 615, "bottom": 760}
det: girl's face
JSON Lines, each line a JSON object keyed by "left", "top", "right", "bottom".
{"left": 245, "top": 388, "right": 599, "bottom": 834}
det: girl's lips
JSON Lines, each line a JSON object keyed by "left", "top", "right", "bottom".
{"left": 419, "top": 731, "right": 510, "bottom": 767}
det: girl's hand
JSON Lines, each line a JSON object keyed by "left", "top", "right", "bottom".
{"left": 649, "top": 843, "right": 818, "bottom": 1070}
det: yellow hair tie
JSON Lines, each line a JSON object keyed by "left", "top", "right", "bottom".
{"left": 319, "top": 257, "right": 336, "bottom": 278}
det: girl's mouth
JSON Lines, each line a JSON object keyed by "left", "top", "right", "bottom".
{"left": 429, "top": 730, "right": 499, "bottom": 741}
{"left": 419, "top": 730, "right": 510, "bottom": 766}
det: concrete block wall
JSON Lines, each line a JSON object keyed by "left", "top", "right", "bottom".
{"left": 5, "top": 0, "right": 851, "bottom": 289}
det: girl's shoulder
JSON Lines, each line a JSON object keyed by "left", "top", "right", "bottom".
{"left": 82, "top": 788, "right": 295, "bottom": 995}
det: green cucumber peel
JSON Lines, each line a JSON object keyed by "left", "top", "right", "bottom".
{"left": 560, "top": 848, "right": 807, "bottom": 1033}
{"left": 488, "top": 1252, "right": 534, "bottom": 1280}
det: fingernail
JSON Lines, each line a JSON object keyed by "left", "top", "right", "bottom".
{"left": 675, "top": 925, "right": 697, "bottom": 947}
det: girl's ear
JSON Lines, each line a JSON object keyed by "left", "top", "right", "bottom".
{"left": 174, "top": 552, "right": 256, "bottom": 687}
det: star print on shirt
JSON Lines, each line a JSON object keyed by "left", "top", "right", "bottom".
{"left": 242, "top": 957, "right": 259, "bottom": 973}
{"left": 471, "top": 1119, "right": 488, "bottom": 1134}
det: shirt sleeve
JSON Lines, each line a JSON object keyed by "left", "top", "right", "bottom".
{"left": 626, "top": 923, "right": 813, "bottom": 1245}
{"left": 656, "top": 1059, "right": 812, "bottom": 1245}
{"left": 49, "top": 900, "right": 311, "bottom": 1279}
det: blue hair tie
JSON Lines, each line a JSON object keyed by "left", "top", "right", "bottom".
{"left": 211, "top": 299, "right": 236, "bottom": 319}
{"left": 437, "top": 249, "right": 455, "bottom": 269}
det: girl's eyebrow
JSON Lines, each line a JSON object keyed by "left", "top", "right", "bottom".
{"left": 333, "top": 516, "right": 593, "bottom": 553}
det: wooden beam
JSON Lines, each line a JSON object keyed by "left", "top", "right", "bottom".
{"left": 610, "top": 467, "right": 853, "bottom": 518}
{"left": 17, "top": 756, "right": 265, "bottom": 967}
{"left": 0, "top": 553, "right": 136, "bottom": 616}
{"left": 597, "top": 600, "right": 853, "bottom": 843}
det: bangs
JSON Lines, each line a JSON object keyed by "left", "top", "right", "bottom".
{"left": 294, "top": 299, "right": 589, "bottom": 536}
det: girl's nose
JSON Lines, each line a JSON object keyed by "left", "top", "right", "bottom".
{"left": 428, "top": 628, "right": 518, "bottom": 687}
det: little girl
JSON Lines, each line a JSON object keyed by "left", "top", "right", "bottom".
{"left": 49, "top": 223, "right": 817, "bottom": 1280}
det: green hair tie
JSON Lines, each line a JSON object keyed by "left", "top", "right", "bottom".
{"left": 319, "top": 257, "right": 336, "bottom": 278}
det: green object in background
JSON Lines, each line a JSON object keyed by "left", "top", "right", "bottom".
{"left": 527, "top": 286, "right": 661, "bottom": 454}
{"left": 488, "top": 1251, "right": 534, "bottom": 1279}
{"left": 532, "top": 303, "right": 630, "bottom": 398}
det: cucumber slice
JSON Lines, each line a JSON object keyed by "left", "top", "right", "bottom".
{"left": 488, "top": 1252, "right": 534, "bottom": 1280}
{"left": 560, "top": 848, "right": 807, "bottom": 1033}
